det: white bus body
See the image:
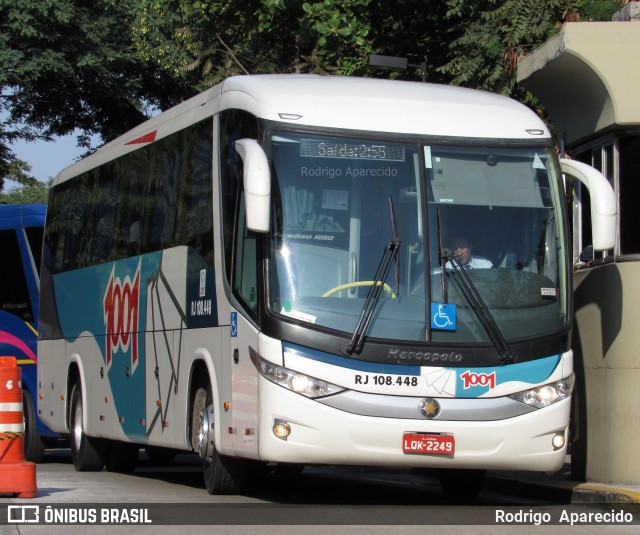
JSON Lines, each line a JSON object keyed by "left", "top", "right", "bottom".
{"left": 38, "top": 75, "right": 615, "bottom": 494}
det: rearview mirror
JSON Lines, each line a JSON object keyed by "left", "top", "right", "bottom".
{"left": 235, "top": 139, "right": 271, "bottom": 233}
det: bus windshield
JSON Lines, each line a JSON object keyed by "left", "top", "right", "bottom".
{"left": 269, "top": 132, "right": 567, "bottom": 345}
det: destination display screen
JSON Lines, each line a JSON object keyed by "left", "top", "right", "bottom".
{"left": 300, "top": 139, "right": 405, "bottom": 162}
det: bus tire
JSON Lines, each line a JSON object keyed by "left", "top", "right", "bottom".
{"left": 192, "top": 385, "right": 245, "bottom": 495}
{"left": 105, "top": 441, "right": 139, "bottom": 473}
{"left": 69, "top": 382, "right": 106, "bottom": 471}
{"left": 438, "top": 469, "right": 485, "bottom": 500}
{"left": 23, "top": 389, "right": 45, "bottom": 463}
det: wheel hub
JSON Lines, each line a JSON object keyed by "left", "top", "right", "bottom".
{"left": 197, "top": 404, "right": 215, "bottom": 461}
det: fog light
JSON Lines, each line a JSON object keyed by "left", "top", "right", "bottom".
{"left": 273, "top": 421, "right": 291, "bottom": 440}
{"left": 552, "top": 432, "right": 565, "bottom": 450}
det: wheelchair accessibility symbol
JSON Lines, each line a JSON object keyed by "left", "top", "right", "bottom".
{"left": 230, "top": 311, "right": 238, "bottom": 338}
{"left": 431, "top": 303, "right": 457, "bottom": 331}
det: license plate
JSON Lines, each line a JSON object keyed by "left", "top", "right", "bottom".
{"left": 402, "top": 432, "right": 455, "bottom": 456}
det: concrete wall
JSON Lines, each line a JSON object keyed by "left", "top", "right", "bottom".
{"left": 517, "top": 21, "right": 640, "bottom": 146}
{"left": 572, "top": 261, "right": 640, "bottom": 483}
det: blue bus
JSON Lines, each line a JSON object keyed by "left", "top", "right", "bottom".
{"left": 0, "top": 203, "right": 59, "bottom": 461}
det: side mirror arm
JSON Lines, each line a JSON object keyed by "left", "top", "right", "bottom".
{"left": 560, "top": 158, "right": 616, "bottom": 252}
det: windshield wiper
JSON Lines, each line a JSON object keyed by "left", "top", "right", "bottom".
{"left": 346, "top": 196, "right": 401, "bottom": 355}
{"left": 436, "top": 209, "right": 448, "bottom": 304}
{"left": 435, "top": 209, "right": 512, "bottom": 364}
{"left": 445, "top": 252, "right": 514, "bottom": 365}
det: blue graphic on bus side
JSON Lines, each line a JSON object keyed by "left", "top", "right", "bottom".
{"left": 52, "top": 248, "right": 221, "bottom": 439}
{"left": 54, "top": 253, "right": 159, "bottom": 438}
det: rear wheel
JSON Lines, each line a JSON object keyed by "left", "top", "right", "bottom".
{"left": 69, "top": 382, "right": 106, "bottom": 471}
{"left": 192, "top": 385, "right": 245, "bottom": 494}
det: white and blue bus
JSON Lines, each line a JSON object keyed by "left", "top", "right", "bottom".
{"left": 37, "top": 75, "right": 615, "bottom": 495}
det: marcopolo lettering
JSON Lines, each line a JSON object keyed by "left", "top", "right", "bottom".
{"left": 387, "top": 348, "right": 463, "bottom": 362}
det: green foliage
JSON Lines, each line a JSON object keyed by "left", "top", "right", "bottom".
{"left": 300, "top": 0, "right": 374, "bottom": 74}
{"left": 131, "top": 0, "right": 379, "bottom": 87}
{"left": 0, "top": 175, "right": 50, "bottom": 204}
{"left": 437, "top": 0, "right": 622, "bottom": 95}
{"left": 0, "top": 0, "right": 626, "bottom": 184}
{"left": 130, "top": 0, "right": 622, "bottom": 95}
{"left": 2, "top": 159, "right": 36, "bottom": 186}
{"left": 580, "top": 0, "right": 625, "bottom": 20}
{"left": 1, "top": 0, "right": 192, "bottom": 139}
{"left": 0, "top": 0, "right": 192, "bottom": 181}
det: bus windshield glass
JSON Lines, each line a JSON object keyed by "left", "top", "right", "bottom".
{"left": 269, "top": 132, "right": 567, "bottom": 344}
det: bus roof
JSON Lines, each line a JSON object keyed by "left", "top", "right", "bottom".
{"left": 0, "top": 204, "right": 46, "bottom": 230}
{"left": 53, "top": 74, "right": 551, "bottom": 185}
{"left": 220, "top": 75, "right": 549, "bottom": 139}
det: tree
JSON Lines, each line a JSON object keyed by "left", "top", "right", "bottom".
{"left": 0, "top": 0, "right": 193, "bottom": 189}
{"left": 0, "top": 176, "right": 50, "bottom": 204}
{"left": 0, "top": 157, "right": 49, "bottom": 203}
{"left": 131, "top": 0, "right": 622, "bottom": 94}
{"left": 132, "top": 0, "right": 381, "bottom": 89}
{"left": 0, "top": 0, "right": 625, "bottom": 191}
{"left": 437, "top": 0, "right": 623, "bottom": 95}
{"left": 0, "top": 119, "right": 38, "bottom": 192}
{"left": 130, "top": 0, "right": 461, "bottom": 88}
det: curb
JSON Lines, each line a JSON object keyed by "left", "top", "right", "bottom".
{"left": 485, "top": 474, "right": 640, "bottom": 504}
{"left": 572, "top": 484, "right": 640, "bottom": 504}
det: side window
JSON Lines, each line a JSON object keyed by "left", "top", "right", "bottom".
{"left": 88, "top": 166, "right": 118, "bottom": 265}
{"left": 25, "top": 226, "right": 44, "bottom": 276}
{"left": 219, "top": 109, "right": 259, "bottom": 284}
{"left": 574, "top": 140, "right": 618, "bottom": 264}
{"left": 173, "top": 120, "right": 214, "bottom": 266}
{"left": 0, "top": 230, "right": 34, "bottom": 321}
{"left": 44, "top": 180, "right": 73, "bottom": 273}
{"left": 619, "top": 135, "right": 640, "bottom": 255}
{"left": 233, "top": 192, "right": 258, "bottom": 314}
{"left": 64, "top": 174, "right": 92, "bottom": 270}
{"left": 44, "top": 119, "right": 214, "bottom": 272}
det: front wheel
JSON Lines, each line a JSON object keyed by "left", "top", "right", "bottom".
{"left": 69, "top": 382, "right": 106, "bottom": 471}
{"left": 192, "top": 385, "right": 245, "bottom": 494}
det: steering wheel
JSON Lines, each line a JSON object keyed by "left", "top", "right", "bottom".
{"left": 322, "top": 281, "right": 397, "bottom": 298}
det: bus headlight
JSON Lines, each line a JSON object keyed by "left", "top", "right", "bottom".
{"left": 509, "top": 374, "right": 574, "bottom": 409}
{"left": 249, "top": 347, "right": 346, "bottom": 399}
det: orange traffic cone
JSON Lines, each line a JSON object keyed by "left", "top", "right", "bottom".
{"left": 0, "top": 356, "right": 37, "bottom": 498}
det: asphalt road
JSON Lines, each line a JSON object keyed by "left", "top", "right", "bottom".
{"left": 1, "top": 449, "right": 638, "bottom": 534}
